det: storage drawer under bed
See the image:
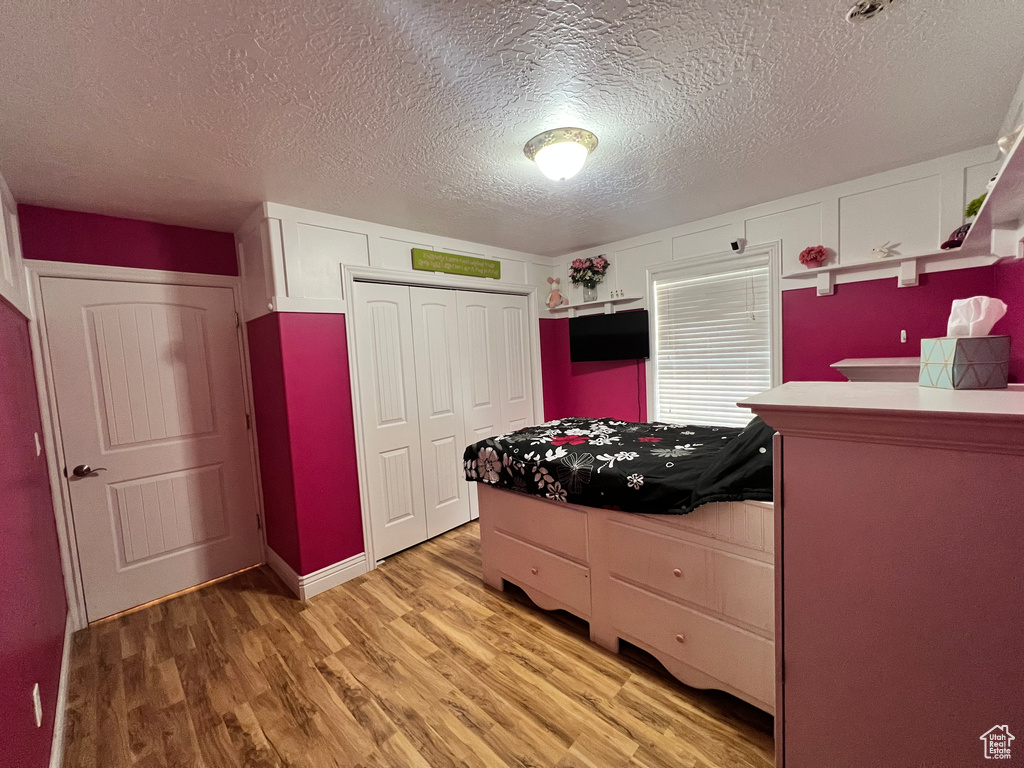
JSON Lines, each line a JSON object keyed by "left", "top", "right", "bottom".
{"left": 489, "top": 530, "right": 592, "bottom": 618}
{"left": 607, "top": 576, "right": 774, "bottom": 707}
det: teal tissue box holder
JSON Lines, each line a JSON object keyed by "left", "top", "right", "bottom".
{"left": 919, "top": 335, "right": 1010, "bottom": 389}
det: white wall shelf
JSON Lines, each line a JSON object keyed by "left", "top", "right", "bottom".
{"left": 780, "top": 248, "right": 1000, "bottom": 296}
{"left": 548, "top": 294, "right": 643, "bottom": 316}
{"left": 960, "top": 127, "right": 1024, "bottom": 261}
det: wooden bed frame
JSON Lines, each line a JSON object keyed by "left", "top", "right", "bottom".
{"left": 477, "top": 484, "right": 776, "bottom": 713}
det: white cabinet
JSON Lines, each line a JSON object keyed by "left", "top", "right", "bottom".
{"left": 352, "top": 282, "right": 535, "bottom": 557}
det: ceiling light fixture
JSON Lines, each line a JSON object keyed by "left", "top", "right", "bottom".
{"left": 524, "top": 128, "right": 598, "bottom": 181}
{"left": 845, "top": 0, "right": 896, "bottom": 23}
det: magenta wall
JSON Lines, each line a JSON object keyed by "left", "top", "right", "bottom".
{"left": 279, "top": 313, "right": 364, "bottom": 573}
{"left": 540, "top": 318, "right": 647, "bottom": 422}
{"left": 0, "top": 296, "right": 68, "bottom": 767}
{"left": 247, "top": 313, "right": 364, "bottom": 575}
{"left": 246, "top": 314, "right": 300, "bottom": 570}
{"left": 782, "top": 267, "right": 999, "bottom": 382}
{"left": 17, "top": 205, "right": 237, "bottom": 276}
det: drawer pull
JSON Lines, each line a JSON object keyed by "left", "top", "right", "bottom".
{"left": 672, "top": 568, "right": 682, "bottom": 578}
{"left": 530, "top": 567, "right": 538, "bottom": 575}
{"left": 676, "top": 634, "right": 686, "bottom": 644}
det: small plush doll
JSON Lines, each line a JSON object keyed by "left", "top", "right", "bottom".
{"left": 547, "top": 277, "right": 569, "bottom": 308}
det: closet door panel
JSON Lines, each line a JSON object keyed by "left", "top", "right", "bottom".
{"left": 457, "top": 293, "right": 502, "bottom": 438}
{"left": 457, "top": 292, "right": 502, "bottom": 521}
{"left": 410, "top": 287, "right": 471, "bottom": 538}
{"left": 352, "top": 282, "right": 428, "bottom": 558}
{"left": 494, "top": 294, "right": 535, "bottom": 433}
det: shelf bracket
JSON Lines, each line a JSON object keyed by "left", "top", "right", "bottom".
{"left": 898, "top": 259, "right": 919, "bottom": 288}
{"left": 990, "top": 220, "right": 1024, "bottom": 260}
{"left": 815, "top": 270, "right": 834, "bottom": 297}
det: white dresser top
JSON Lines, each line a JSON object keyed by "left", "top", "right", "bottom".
{"left": 741, "top": 382, "right": 1024, "bottom": 418}
{"left": 740, "top": 382, "right": 1024, "bottom": 452}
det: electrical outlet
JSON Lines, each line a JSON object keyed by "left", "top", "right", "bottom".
{"left": 901, "top": 330, "right": 907, "bottom": 344}
{"left": 32, "top": 683, "right": 42, "bottom": 727}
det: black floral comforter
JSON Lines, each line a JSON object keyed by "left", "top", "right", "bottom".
{"left": 463, "top": 417, "right": 774, "bottom": 515}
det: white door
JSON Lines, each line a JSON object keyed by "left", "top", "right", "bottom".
{"left": 457, "top": 292, "right": 503, "bottom": 442}
{"left": 491, "top": 292, "right": 534, "bottom": 433}
{"left": 410, "top": 287, "right": 471, "bottom": 538}
{"left": 457, "top": 291, "right": 535, "bottom": 520}
{"left": 40, "top": 277, "right": 262, "bottom": 622}
{"left": 351, "top": 281, "right": 428, "bottom": 558}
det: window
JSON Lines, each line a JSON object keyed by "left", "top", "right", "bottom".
{"left": 651, "top": 249, "right": 778, "bottom": 428}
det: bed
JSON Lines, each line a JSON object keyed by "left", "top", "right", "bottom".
{"left": 464, "top": 417, "right": 776, "bottom": 714}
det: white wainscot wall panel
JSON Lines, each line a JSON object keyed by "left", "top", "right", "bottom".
{"left": 838, "top": 175, "right": 942, "bottom": 264}
{"left": 236, "top": 203, "right": 544, "bottom": 319}
{"left": 549, "top": 144, "right": 1002, "bottom": 310}
{"left": 746, "top": 203, "right": 824, "bottom": 276}
{"left": 965, "top": 159, "right": 1002, "bottom": 205}
{"left": 672, "top": 224, "right": 740, "bottom": 262}
{"left": 613, "top": 240, "right": 667, "bottom": 300}
{"left": 282, "top": 221, "right": 370, "bottom": 307}
{"left": 237, "top": 221, "right": 274, "bottom": 322}
{"left": 0, "top": 172, "right": 29, "bottom": 316}
{"left": 375, "top": 236, "right": 433, "bottom": 271}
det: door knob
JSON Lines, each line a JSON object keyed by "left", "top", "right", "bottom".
{"left": 72, "top": 464, "right": 107, "bottom": 478}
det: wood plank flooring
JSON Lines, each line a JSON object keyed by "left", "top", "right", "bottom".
{"left": 63, "top": 522, "right": 773, "bottom": 768}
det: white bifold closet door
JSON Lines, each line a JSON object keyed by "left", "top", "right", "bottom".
{"left": 456, "top": 291, "right": 534, "bottom": 520}
{"left": 410, "top": 287, "right": 471, "bottom": 539}
{"left": 353, "top": 281, "right": 533, "bottom": 557}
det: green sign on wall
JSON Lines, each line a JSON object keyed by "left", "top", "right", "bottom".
{"left": 411, "top": 248, "right": 501, "bottom": 279}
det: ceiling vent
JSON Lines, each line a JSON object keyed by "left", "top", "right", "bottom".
{"left": 845, "top": 0, "right": 897, "bottom": 23}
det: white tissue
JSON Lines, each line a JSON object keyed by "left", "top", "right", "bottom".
{"left": 946, "top": 296, "right": 1007, "bottom": 337}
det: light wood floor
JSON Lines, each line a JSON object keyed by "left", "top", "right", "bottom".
{"left": 63, "top": 522, "right": 774, "bottom": 768}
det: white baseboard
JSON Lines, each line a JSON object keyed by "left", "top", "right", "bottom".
{"left": 49, "top": 611, "right": 74, "bottom": 768}
{"left": 266, "top": 548, "right": 368, "bottom": 600}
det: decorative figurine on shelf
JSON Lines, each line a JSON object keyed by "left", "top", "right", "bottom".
{"left": 942, "top": 194, "right": 988, "bottom": 251}
{"left": 569, "top": 255, "right": 610, "bottom": 303}
{"left": 941, "top": 224, "right": 971, "bottom": 250}
{"left": 546, "top": 276, "right": 569, "bottom": 309}
{"left": 871, "top": 242, "right": 899, "bottom": 260}
{"left": 798, "top": 245, "right": 830, "bottom": 268}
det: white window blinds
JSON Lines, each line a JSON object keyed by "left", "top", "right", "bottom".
{"left": 653, "top": 264, "right": 772, "bottom": 428}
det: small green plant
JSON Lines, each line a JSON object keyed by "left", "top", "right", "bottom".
{"left": 965, "top": 193, "right": 987, "bottom": 219}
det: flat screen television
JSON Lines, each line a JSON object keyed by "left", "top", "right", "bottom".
{"left": 569, "top": 310, "right": 650, "bottom": 362}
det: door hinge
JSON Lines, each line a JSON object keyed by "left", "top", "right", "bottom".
{"left": 245, "top": 413, "right": 252, "bottom": 430}
{"left": 235, "top": 311, "right": 241, "bottom": 328}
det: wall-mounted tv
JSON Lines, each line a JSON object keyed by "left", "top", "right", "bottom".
{"left": 569, "top": 310, "right": 650, "bottom": 362}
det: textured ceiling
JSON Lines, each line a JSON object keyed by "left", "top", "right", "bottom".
{"left": 1, "top": 1, "right": 1023, "bottom": 257}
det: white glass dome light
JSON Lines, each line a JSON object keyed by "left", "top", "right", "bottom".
{"left": 524, "top": 128, "right": 598, "bottom": 181}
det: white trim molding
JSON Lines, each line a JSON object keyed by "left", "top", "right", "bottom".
{"left": 49, "top": 612, "right": 74, "bottom": 768}
{"left": 266, "top": 548, "right": 369, "bottom": 600}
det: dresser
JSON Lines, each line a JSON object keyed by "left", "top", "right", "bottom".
{"left": 742, "top": 382, "right": 1024, "bottom": 767}
{"left": 478, "top": 483, "right": 776, "bottom": 713}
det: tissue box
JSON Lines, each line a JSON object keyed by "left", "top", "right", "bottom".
{"left": 919, "top": 336, "right": 1010, "bottom": 389}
